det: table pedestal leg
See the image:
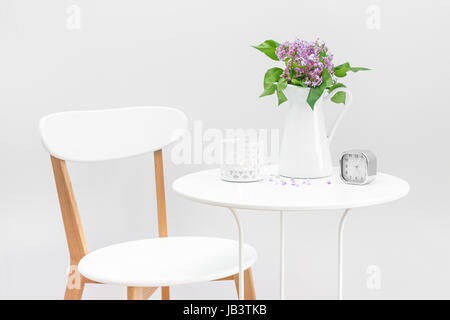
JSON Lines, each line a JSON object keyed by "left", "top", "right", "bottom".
{"left": 337, "top": 208, "right": 350, "bottom": 300}
{"left": 280, "top": 210, "right": 285, "bottom": 300}
{"left": 229, "top": 208, "right": 244, "bottom": 300}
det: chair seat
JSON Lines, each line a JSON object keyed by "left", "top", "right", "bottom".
{"left": 78, "top": 237, "right": 257, "bottom": 287}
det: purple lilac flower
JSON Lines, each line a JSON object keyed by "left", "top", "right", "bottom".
{"left": 275, "top": 38, "right": 335, "bottom": 87}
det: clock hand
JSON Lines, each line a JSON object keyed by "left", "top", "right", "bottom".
{"left": 352, "top": 157, "right": 361, "bottom": 176}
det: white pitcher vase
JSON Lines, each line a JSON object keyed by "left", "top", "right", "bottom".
{"left": 279, "top": 85, "right": 352, "bottom": 178}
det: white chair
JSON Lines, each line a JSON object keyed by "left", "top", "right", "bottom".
{"left": 40, "top": 106, "right": 257, "bottom": 300}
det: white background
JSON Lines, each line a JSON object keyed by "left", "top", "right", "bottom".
{"left": 1, "top": 0, "right": 449, "bottom": 299}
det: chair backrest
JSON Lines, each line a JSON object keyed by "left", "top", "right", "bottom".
{"left": 41, "top": 106, "right": 187, "bottom": 289}
{"left": 40, "top": 106, "right": 188, "bottom": 162}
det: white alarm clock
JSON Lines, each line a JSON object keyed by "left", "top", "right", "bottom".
{"left": 339, "top": 150, "right": 377, "bottom": 185}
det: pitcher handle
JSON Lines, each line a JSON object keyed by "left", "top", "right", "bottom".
{"left": 323, "top": 87, "right": 353, "bottom": 141}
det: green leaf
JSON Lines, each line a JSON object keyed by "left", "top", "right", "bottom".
{"left": 306, "top": 68, "right": 332, "bottom": 109}
{"left": 292, "top": 63, "right": 307, "bottom": 69}
{"left": 278, "top": 77, "right": 288, "bottom": 90}
{"left": 291, "top": 79, "right": 306, "bottom": 87}
{"left": 307, "top": 86, "right": 325, "bottom": 110}
{"left": 263, "top": 67, "right": 283, "bottom": 87}
{"left": 276, "top": 78, "right": 288, "bottom": 105}
{"left": 319, "top": 51, "right": 327, "bottom": 62}
{"left": 259, "top": 68, "right": 284, "bottom": 100}
{"left": 333, "top": 62, "right": 350, "bottom": 77}
{"left": 331, "top": 92, "right": 346, "bottom": 104}
{"left": 321, "top": 67, "right": 333, "bottom": 88}
{"left": 259, "top": 83, "right": 276, "bottom": 97}
{"left": 334, "top": 62, "right": 370, "bottom": 77}
{"left": 252, "top": 40, "right": 280, "bottom": 61}
{"left": 260, "top": 67, "right": 288, "bottom": 105}
{"left": 350, "top": 67, "right": 370, "bottom": 72}
{"left": 328, "top": 83, "right": 347, "bottom": 104}
{"left": 328, "top": 82, "right": 346, "bottom": 92}
{"left": 276, "top": 85, "right": 287, "bottom": 106}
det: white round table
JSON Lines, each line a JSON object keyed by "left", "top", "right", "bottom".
{"left": 172, "top": 166, "right": 409, "bottom": 299}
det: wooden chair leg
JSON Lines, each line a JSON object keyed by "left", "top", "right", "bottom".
{"left": 64, "top": 265, "right": 86, "bottom": 300}
{"left": 142, "top": 287, "right": 158, "bottom": 300}
{"left": 127, "top": 287, "right": 143, "bottom": 300}
{"left": 244, "top": 268, "right": 256, "bottom": 300}
{"left": 154, "top": 150, "right": 170, "bottom": 302}
{"left": 161, "top": 286, "right": 170, "bottom": 300}
{"left": 233, "top": 268, "right": 256, "bottom": 300}
{"left": 64, "top": 278, "right": 85, "bottom": 300}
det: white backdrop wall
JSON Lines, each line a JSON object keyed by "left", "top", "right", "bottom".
{"left": 1, "top": 0, "right": 450, "bottom": 299}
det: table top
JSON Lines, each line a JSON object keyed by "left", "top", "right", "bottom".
{"left": 172, "top": 166, "right": 409, "bottom": 212}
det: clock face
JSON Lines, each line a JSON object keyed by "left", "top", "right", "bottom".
{"left": 342, "top": 153, "right": 368, "bottom": 183}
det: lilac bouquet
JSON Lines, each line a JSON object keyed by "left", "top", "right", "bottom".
{"left": 253, "top": 38, "right": 369, "bottom": 108}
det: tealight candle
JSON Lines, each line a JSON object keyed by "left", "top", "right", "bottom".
{"left": 221, "top": 138, "right": 263, "bottom": 182}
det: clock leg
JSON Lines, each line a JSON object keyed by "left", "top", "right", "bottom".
{"left": 337, "top": 208, "right": 351, "bottom": 300}
{"left": 229, "top": 207, "right": 244, "bottom": 300}
{"left": 280, "top": 210, "right": 285, "bottom": 300}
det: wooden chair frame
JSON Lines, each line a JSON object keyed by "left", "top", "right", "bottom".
{"left": 51, "top": 149, "right": 255, "bottom": 300}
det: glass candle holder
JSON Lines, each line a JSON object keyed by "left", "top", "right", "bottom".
{"left": 221, "top": 138, "right": 263, "bottom": 182}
